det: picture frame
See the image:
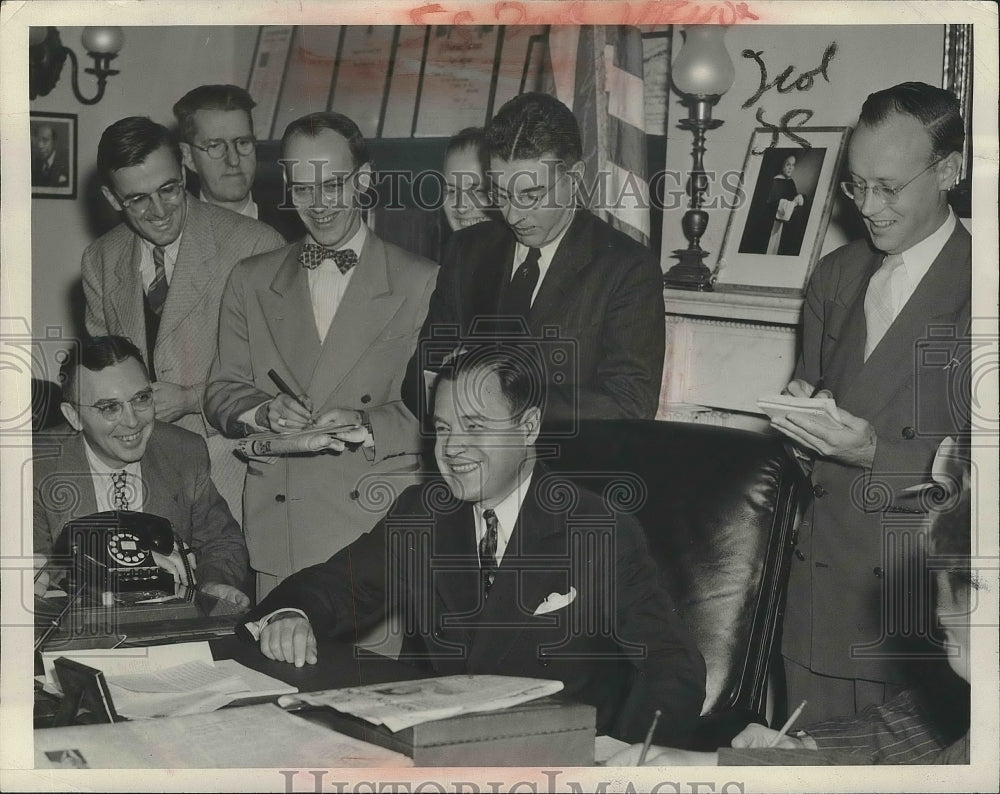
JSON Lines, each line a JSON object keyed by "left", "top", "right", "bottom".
{"left": 714, "top": 126, "right": 850, "bottom": 294}
{"left": 30, "top": 111, "right": 77, "bottom": 199}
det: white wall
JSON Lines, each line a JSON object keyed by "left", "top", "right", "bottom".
{"left": 29, "top": 25, "right": 258, "bottom": 361}
{"left": 659, "top": 25, "right": 944, "bottom": 270}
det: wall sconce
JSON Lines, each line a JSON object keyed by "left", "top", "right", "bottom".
{"left": 663, "top": 25, "right": 735, "bottom": 291}
{"left": 29, "top": 26, "right": 125, "bottom": 106}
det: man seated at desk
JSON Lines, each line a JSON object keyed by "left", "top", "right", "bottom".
{"left": 611, "top": 439, "right": 974, "bottom": 766}
{"left": 241, "top": 344, "right": 706, "bottom": 742}
{"left": 33, "top": 335, "right": 251, "bottom": 606}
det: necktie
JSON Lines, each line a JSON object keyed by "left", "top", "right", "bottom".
{"left": 499, "top": 248, "right": 541, "bottom": 317}
{"left": 147, "top": 246, "right": 168, "bottom": 316}
{"left": 864, "top": 253, "right": 905, "bottom": 360}
{"left": 299, "top": 243, "right": 359, "bottom": 274}
{"left": 111, "top": 471, "right": 130, "bottom": 511}
{"left": 479, "top": 509, "right": 499, "bottom": 597}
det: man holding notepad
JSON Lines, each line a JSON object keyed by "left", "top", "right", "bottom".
{"left": 766, "top": 82, "right": 971, "bottom": 722}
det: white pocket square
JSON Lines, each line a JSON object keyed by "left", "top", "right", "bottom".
{"left": 533, "top": 586, "right": 577, "bottom": 616}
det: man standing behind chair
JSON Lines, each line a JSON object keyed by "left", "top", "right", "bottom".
{"left": 82, "top": 117, "right": 285, "bottom": 524}
{"left": 404, "top": 92, "right": 665, "bottom": 425}
{"left": 173, "top": 84, "right": 302, "bottom": 241}
{"left": 769, "top": 83, "right": 970, "bottom": 721}
{"left": 205, "top": 112, "right": 437, "bottom": 595}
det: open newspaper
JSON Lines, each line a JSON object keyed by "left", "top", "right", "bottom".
{"left": 278, "top": 675, "right": 564, "bottom": 732}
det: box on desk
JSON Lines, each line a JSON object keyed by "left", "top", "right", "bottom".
{"left": 304, "top": 696, "right": 596, "bottom": 766}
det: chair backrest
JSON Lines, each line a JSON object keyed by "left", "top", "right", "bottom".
{"left": 542, "top": 419, "right": 802, "bottom": 716}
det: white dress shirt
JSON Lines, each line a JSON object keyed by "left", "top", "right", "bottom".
{"left": 877, "top": 208, "right": 957, "bottom": 320}
{"left": 476, "top": 472, "right": 533, "bottom": 566}
{"left": 200, "top": 191, "right": 258, "bottom": 220}
{"left": 138, "top": 233, "right": 183, "bottom": 294}
{"left": 512, "top": 222, "right": 572, "bottom": 306}
{"left": 307, "top": 224, "right": 364, "bottom": 344}
{"left": 82, "top": 438, "right": 145, "bottom": 513}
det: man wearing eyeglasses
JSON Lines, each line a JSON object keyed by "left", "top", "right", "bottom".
{"left": 205, "top": 112, "right": 437, "bottom": 598}
{"left": 403, "top": 92, "right": 665, "bottom": 426}
{"left": 82, "top": 116, "right": 285, "bottom": 527}
{"left": 173, "top": 84, "right": 302, "bottom": 241}
{"left": 34, "top": 335, "right": 250, "bottom": 606}
{"left": 768, "top": 82, "right": 971, "bottom": 721}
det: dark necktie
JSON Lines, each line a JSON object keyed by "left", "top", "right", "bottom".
{"left": 298, "top": 243, "right": 359, "bottom": 274}
{"left": 111, "top": 471, "right": 130, "bottom": 511}
{"left": 147, "top": 246, "right": 168, "bottom": 316}
{"left": 479, "top": 508, "right": 499, "bottom": 597}
{"left": 499, "top": 247, "right": 541, "bottom": 317}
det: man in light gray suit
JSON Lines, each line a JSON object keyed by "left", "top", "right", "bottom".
{"left": 82, "top": 116, "right": 284, "bottom": 524}
{"left": 205, "top": 112, "right": 437, "bottom": 598}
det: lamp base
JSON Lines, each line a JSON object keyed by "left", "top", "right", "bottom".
{"left": 664, "top": 247, "right": 714, "bottom": 291}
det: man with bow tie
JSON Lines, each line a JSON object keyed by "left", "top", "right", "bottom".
{"left": 240, "top": 345, "right": 706, "bottom": 743}
{"left": 768, "top": 83, "right": 971, "bottom": 721}
{"left": 205, "top": 112, "right": 437, "bottom": 598}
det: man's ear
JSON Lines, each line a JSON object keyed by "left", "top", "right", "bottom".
{"left": 355, "top": 162, "right": 374, "bottom": 194}
{"left": 100, "top": 184, "right": 122, "bottom": 212}
{"left": 60, "top": 402, "right": 82, "bottom": 432}
{"left": 936, "top": 151, "right": 964, "bottom": 191}
{"left": 566, "top": 159, "right": 586, "bottom": 199}
{"left": 521, "top": 406, "right": 542, "bottom": 446}
{"left": 179, "top": 142, "right": 196, "bottom": 174}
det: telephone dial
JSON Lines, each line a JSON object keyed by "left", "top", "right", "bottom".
{"left": 52, "top": 510, "right": 193, "bottom": 598}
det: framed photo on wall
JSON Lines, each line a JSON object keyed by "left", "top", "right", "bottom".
{"left": 715, "top": 127, "right": 849, "bottom": 293}
{"left": 30, "top": 111, "right": 77, "bottom": 199}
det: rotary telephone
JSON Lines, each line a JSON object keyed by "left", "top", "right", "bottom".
{"left": 51, "top": 510, "right": 193, "bottom": 599}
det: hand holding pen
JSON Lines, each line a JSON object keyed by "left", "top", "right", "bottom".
{"left": 267, "top": 369, "right": 314, "bottom": 431}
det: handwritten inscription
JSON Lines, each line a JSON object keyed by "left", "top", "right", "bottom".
{"left": 741, "top": 42, "right": 838, "bottom": 109}
{"left": 751, "top": 108, "right": 815, "bottom": 152}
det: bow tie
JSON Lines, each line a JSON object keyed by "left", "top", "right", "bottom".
{"left": 298, "top": 243, "right": 359, "bottom": 273}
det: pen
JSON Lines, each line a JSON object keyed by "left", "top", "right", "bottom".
{"left": 809, "top": 378, "right": 826, "bottom": 398}
{"left": 268, "top": 369, "right": 312, "bottom": 415}
{"left": 768, "top": 699, "right": 807, "bottom": 747}
{"left": 636, "top": 708, "right": 662, "bottom": 765}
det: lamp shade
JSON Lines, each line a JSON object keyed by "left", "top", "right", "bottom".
{"left": 81, "top": 26, "right": 124, "bottom": 55}
{"left": 671, "top": 25, "right": 735, "bottom": 98}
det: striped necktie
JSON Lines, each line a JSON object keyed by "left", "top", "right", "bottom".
{"left": 864, "top": 253, "right": 905, "bottom": 360}
{"left": 147, "top": 246, "right": 168, "bottom": 316}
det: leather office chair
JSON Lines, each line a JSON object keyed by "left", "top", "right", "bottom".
{"left": 542, "top": 419, "right": 804, "bottom": 748}
{"left": 31, "top": 378, "right": 66, "bottom": 431}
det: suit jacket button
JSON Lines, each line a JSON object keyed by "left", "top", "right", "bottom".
{"left": 360, "top": 394, "right": 372, "bottom": 404}
{"left": 901, "top": 426, "right": 916, "bottom": 440}
{"left": 873, "top": 566, "right": 884, "bottom": 578}
{"left": 795, "top": 548, "right": 806, "bottom": 561}
{"left": 812, "top": 484, "right": 827, "bottom": 498}
{"left": 349, "top": 490, "right": 360, "bottom": 500}
{"left": 275, "top": 494, "right": 286, "bottom": 503}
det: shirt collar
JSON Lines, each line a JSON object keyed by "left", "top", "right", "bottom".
{"left": 476, "top": 466, "right": 534, "bottom": 548}
{"left": 82, "top": 436, "right": 142, "bottom": 478}
{"left": 514, "top": 212, "right": 574, "bottom": 271}
{"left": 309, "top": 221, "right": 367, "bottom": 258}
{"left": 200, "top": 191, "right": 258, "bottom": 220}
{"left": 893, "top": 207, "right": 956, "bottom": 276}
{"left": 141, "top": 229, "right": 184, "bottom": 261}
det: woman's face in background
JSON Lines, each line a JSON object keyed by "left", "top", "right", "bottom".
{"left": 443, "top": 146, "right": 491, "bottom": 232}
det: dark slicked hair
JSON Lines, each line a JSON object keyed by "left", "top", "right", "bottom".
{"left": 97, "top": 117, "right": 182, "bottom": 186}
{"left": 280, "top": 112, "right": 370, "bottom": 168}
{"left": 60, "top": 335, "right": 148, "bottom": 405}
{"left": 445, "top": 126, "right": 488, "bottom": 173}
{"left": 859, "top": 82, "right": 965, "bottom": 159}
{"left": 927, "top": 439, "right": 974, "bottom": 593}
{"left": 173, "top": 84, "right": 257, "bottom": 143}
{"left": 485, "top": 92, "right": 582, "bottom": 165}
{"left": 433, "top": 343, "right": 546, "bottom": 422}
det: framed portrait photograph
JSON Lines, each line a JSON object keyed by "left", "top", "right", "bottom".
{"left": 714, "top": 127, "right": 850, "bottom": 293}
{"left": 30, "top": 111, "right": 77, "bottom": 199}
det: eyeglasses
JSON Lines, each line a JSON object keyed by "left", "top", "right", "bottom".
{"left": 489, "top": 171, "right": 569, "bottom": 211}
{"left": 76, "top": 389, "right": 154, "bottom": 422}
{"left": 288, "top": 166, "right": 361, "bottom": 207}
{"left": 188, "top": 136, "right": 257, "bottom": 160}
{"left": 117, "top": 179, "right": 185, "bottom": 214}
{"left": 839, "top": 156, "right": 945, "bottom": 207}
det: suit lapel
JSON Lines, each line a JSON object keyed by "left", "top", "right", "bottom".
{"left": 58, "top": 434, "right": 99, "bottom": 523}
{"left": 475, "top": 232, "right": 517, "bottom": 321}
{"left": 257, "top": 241, "right": 323, "bottom": 392}
{"left": 108, "top": 234, "right": 147, "bottom": 355}
{"left": 157, "top": 199, "right": 216, "bottom": 344}
{"left": 430, "top": 499, "right": 481, "bottom": 648}
{"left": 139, "top": 426, "right": 182, "bottom": 522}
{"left": 528, "top": 211, "right": 591, "bottom": 332}
{"left": 307, "top": 234, "right": 404, "bottom": 406}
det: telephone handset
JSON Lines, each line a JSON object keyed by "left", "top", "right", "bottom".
{"left": 52, "top": 510, "right": 191, "bottom": 597}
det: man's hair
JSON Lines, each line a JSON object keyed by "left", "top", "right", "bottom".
{"left": 927, "top": 444, "right": 974, "bottom": 594}
{"left": 60, "top": 335, "right": 147, "bottom": 405}
{"left": 172, "top": 84, "right": 257, "bottom": 143}
{"left": 485, "top": 92, "right": 582, "bottom": 165}
{"left": 434, "top": 343, "right": 546, "bottom": 421}
{"left": 859, "top": 82, "right": 965, "bottom": 159}
{"left": 97, "top": 117, "right": 182, "bottom": 186}
{"left": 280, "top": 112, "right": 370, "bottom": 169}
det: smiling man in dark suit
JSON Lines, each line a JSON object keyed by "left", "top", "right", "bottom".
{"left": 769, "top": 82, "right": 971, "bottom": 721}
{"left": 242, "top": 345, "right": 705, "bottom": 742}
{"left": 404, "top": 92, "right": 665, "bottom": 425}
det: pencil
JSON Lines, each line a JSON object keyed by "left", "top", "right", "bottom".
{"left": 636, "top": 708, "right": 662, "bottom": 765}
{"left": 768, "top": 699, "right": 807, "bottom": 747}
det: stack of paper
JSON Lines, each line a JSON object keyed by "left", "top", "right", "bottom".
{"left": 279, "top": 674, "right": 563, "bottom": 732}
{"left": 40, "top": 641, "right": 296, "bottom": 719}
{"left": 757, "top": 394, "right": 843, "bottom": 429}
